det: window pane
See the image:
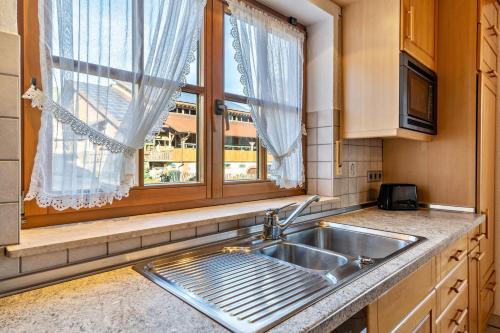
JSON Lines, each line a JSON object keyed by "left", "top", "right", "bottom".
{"left": 224, "top": 102, "right": 258, "bottom": 181}
{"left": 144, "top": 92, "right": 200, "bottom": 185}
{"left": 51, "top": 1, "right": 133, "bottom": 72}
{"left": 224, "top": 13, "right": 245, "bottom": 95}
{"left": 144, "top": 3, "right": 200, "bottom": 86}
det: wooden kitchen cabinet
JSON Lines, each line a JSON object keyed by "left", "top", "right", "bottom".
{"left": 400, "top": 0, "right": 438, "bottom": 71}
{"left": 342, "top": 0, "right": 436, "bottom": 141}
{"left": 368, "top": 234, "right": 493, "bottom": 333}
{"left": 477, "top": 71, "right": 496, "bottom": 286}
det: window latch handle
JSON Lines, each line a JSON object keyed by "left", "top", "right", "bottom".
{"left": 215, "top": 99, "right": 230, "bottom": 131}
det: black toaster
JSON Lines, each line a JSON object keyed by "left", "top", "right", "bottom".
{"left": 377, "top": 183, "right": 418, "bottom": 210}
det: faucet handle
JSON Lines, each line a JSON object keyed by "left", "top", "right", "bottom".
{"left": 265, "top": 202, "right": 296, "bottom": 216}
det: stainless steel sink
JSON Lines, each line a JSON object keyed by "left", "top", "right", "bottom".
{"left": 258, "top": 242, "right": 348, "bottom": 272}
{"left": 283, "top": 222, "right": 417, "bottom": 259}
{"left": 134, "top": 219, "right": 425, "bottom": 333}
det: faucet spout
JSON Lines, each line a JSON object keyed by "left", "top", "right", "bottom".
{"left": 278, "top": 195, "right": 320, "bottom": 231}
{"left": 261, "top": 195, "right": 321, "bottom": 240}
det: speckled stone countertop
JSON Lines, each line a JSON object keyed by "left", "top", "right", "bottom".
{"left": 0, "top": 207, "right": 485, "bottom": 333}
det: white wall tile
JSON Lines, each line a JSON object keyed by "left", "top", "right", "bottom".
{"left": 317, "top": 179, "right": 333, "bottom": 197}
{"left": 108, "top": 237, "right": 141, "bottom": 254}
{"left": 307, "top": 128, "right": 318, "bottom": 145}
{"left": 0, "top": 32, "right": 19, "bottom": 76}
{"left": 307, "top": 178, "right": 317, "bottom": 195}
{"left": 142, "top": 232, "right": 171, "bottom": 247}
{"left": 317, "top": 110, "right": 333, "bottom": 127}
{"left": 21, "top": 250, "right": 67, "bottom": 273}
{"left": 306, "top": 111, "right": 318, "bottom": 128}
{"left": 0, "top": 252, "right": 19, "bottom": 280}
{"left": 171, "top": 228, "right": 196, "bottom": 241}
{"left": 0, "top": 161, "right": 18, "bottom": 203}
{"left": 0, "top": 203, "right": 18, "bottom": 246}
{"left": 219, "top": 220, "right": 238, "bottom": 231}
{"left": 317, "top": 127, "right": 333, "bottom": 144}
{"left": 317, "top": 162, "right": 332, "bottom": 179}
{"left": 348, "top": 162, "right": 358, "bottom": 177}
{"left": 238, "top": 217, "right": 256, "bottom": 228}
{"left": 0, "top": 118, "right": 19, "bottom": 160}
{"left": 68, "top": 243, "right": 107, "bottom": 263}
{"left": 196, "top": 224, "right": 218, "bottom": 236}
{"left": 307, "top": 145, "right": 318, "bottom": 162}
{"left": 317, "top": 144, "right": 333, "bottom": 162}
{"left": 307, "top": 162, "right": 318, "bottom": 179}
{"left": 348, "top": 178, "right": 357, "bottom": 194}
{"left": 0, "top": 75, "right": 19, "bottom": 118}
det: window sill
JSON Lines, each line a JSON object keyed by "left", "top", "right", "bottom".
{"left": 7, "top": 195, "right": 339, "bottom": 258}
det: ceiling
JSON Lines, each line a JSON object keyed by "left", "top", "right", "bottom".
{"left": 257, "top": 0, "right": 333, "bottom": 26}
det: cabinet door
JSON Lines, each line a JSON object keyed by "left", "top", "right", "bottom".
{"left": 468, "top": 246, "right": 481, "bottom": 333}
{"left": 477, "top": 73, "right": 496, "bottom": 285}
{"left": 394, "top": 291, "right": 437, "bottom": 333}
{"left": 478, "top": 0, "right": 499, "bottom": 84}
{"left": 401, "top": 0, "right": 438, "bottom": 70}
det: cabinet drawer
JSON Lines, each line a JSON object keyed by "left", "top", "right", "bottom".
{"left": 479, "top": 270, "right": 496, "bottom": 332}
{"left": 437, "top": 285, "right": 468, "bottom": 333}
{"left": 439, "top": 236, "right": 467, "bottom": 280}
{"left": 467, "top": 226, "right": 484, "bottom": 251}
{"left": 436, "top": 259, "right": 468, "bottom": 316}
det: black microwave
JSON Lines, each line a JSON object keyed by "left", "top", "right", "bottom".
{"left": 400, "top": 52, "right": 437, "bottom": 135}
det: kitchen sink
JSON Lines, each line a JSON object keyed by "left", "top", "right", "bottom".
{"left": 258, "top": 242, "right": 348, "bottom": 272}
{"left": 283, "top": 222, "right": 417, "bottom": 259}
{"left": 134, "top": 219, "right": 425, "bottom": 333}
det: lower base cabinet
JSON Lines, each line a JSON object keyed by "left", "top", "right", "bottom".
{"left": 367, "top": 224, "right": 493, "bottom": 333}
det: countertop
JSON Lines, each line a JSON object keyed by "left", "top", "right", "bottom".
{"left": 0, "top": 207, "right": 485, "bottom": 333}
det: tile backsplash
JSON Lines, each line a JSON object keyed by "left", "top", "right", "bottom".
{"left": 306, "top": 109, "right": 383, "bottom": 207}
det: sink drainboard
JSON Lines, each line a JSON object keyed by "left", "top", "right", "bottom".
{"left": 136, "top": 250, "right": 334, "bottom": 333}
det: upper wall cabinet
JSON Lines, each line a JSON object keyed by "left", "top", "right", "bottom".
{"left": 342, "top": 0, "right": 437, "bottom": 141}
{"left": 401, "top": 0, "right": 438, "bottom": 71}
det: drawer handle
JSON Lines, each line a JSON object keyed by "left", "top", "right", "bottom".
{"left": 487, "top": 282, "right": 497, "bottom": 292}
{"left": 472, "top": 251, "right": 485, "bottom": 261}
{"left": 487, "top": 70, "right": 498, "bottom": 78}
{"left": 487, "top": 25, "right": 500, "bottom": 36}
{"left": 451, "top": 308, "right": 468, "bottom": 326}
{"left": 450, "top": 250, "right": 466, "bottom": 262}
{"left": 471, "top": 233, "right": 486, "bottom": 242}
{"left": 450, "top": 279, "right": 465, "bottom": 293}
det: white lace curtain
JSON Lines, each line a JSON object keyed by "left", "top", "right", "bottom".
{"left": 23, "top": 0, "right": 206, "bottom": 210}
{"left": 228, "top": 0, "right": 305, "bottom": 188}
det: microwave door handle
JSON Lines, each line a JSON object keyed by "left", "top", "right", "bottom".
{"left": 428, "top": 85, "right": 434, "bottom": 120}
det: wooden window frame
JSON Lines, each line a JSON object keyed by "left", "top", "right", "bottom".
{"left": 19, "top": 0, "right": 307, "bottom": 228}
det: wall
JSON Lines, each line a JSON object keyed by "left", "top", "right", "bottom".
{"left": 0, "top": 0, "right": 17, "bottom": 34}
{"left": 0, "top": 0, "right": 21, "bottom": 276}
{"left": 305, "top": 13, "right": 382, "bottom": 205}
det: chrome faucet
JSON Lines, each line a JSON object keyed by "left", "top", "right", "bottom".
{"left": 262, "top": 195, "right": 320, "bottom": 240}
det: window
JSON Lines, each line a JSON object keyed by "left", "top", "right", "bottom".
{"left": 20, "top": 0, "right": 306, "bottom": 227}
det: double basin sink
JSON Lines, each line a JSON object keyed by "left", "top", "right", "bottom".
{"left": 255, "top": 222, "right": 421, "bottom": 283}
{"left": 135, "top": 220, "right": 425, "bottom": 333}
